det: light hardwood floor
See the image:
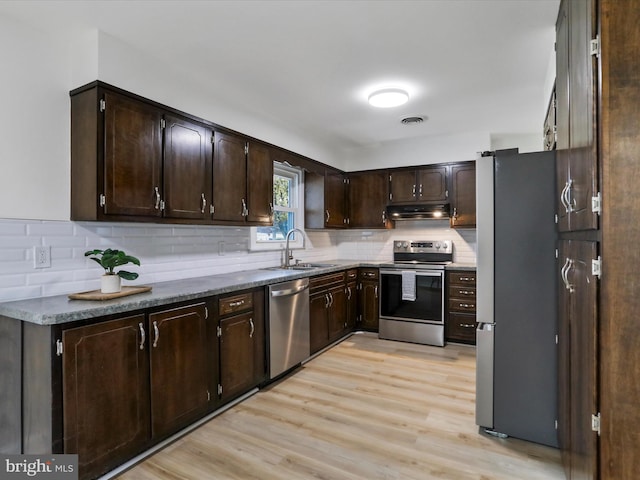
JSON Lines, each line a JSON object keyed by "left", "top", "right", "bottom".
{"left": 118, "top": 334, "right": 564, "bottom": 480}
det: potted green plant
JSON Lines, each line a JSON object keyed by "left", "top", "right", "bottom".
{"left": 85, "top": 248, "right": 141, "bottom": 293}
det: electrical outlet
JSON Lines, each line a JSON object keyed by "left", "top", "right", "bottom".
{"left": 34, "top": 246, "right": 51, "bottom": 268}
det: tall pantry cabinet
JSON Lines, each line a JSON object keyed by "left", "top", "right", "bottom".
{"left": 556, "top": 0, "right": 640, "bottom": 478}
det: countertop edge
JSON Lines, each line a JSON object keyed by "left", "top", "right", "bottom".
{"left": 1, "top": 261, "right": 388, "bottom": 326}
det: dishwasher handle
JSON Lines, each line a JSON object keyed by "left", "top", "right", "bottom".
{"left": 270, "top": 283, "right": 309, "bottom": 297}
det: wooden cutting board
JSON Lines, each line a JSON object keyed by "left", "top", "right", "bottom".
{"left": 68, "top": 285, "right": 152, "bottom": 301}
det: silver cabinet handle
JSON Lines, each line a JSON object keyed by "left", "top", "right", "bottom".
{"left": 459, "top": 303, "right": 475, "bottom": 308}
{"left": 328, "top": 292, "right": 334, "bottom": 307}
{"left": 229, "top": 300, "right": 245, "bottom": 307}
{"left": 241, "top": 199, "right": 248, "bottom": 217}
{"left": 201, "top": 193, "right": 206, "bottom": 214}
{"left": 139, "top": 322, "right": 146, "bottom": 350}
{"left": 453, "top": 207, "right": 458, "bottom": 219}
{"left": 154, "top": 187, "right": 161, "bottom": 209}
{"left": 459, "top": 323, "right": 476, "bottom": 328}
{"left": 419, "top": 184, "right": 423, "bottom": 197}
{"left": 269, "top": 202, "right": 274, "bottom": 215}
{"left": 412, "top": 184, "right": 416, "bottom": 196}
{"left": 374, "top": 285, "right": 378, "bottom": 298}
{"left": 561, "top": 257, "right": 574, "bottom": 292}
{"left": 459, "top": 290, "right": 474, "bottom": 295}
{"left": 249, "top": 318, "right": 254, "bottom": 338}
{"left": 560, "top": 181, "right": 569, "bottom": 213}
{"left": 325, "top": 210, "right": 330, "bottom": 223}
{"left": 346, "top": 286, "right": 352, "bottom": 300}
{"left": 325, "top": 293, "right": 330, "bottom": 308}
{"left": 382, "top": 210, "right": 386, "bottom": 224}
{"left": 460, "top": 277, "right": 474, "bottom": 282}
{"left": 152, "top": 320, "right": 159, "bottom": 348}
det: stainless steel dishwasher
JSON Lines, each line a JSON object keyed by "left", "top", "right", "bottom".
{"left": 268, "top": 277, "right": 310, "bottom": 379}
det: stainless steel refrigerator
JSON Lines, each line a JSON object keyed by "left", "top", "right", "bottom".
{"left": 475, "top": 149, "right": 558, "bottom": 448}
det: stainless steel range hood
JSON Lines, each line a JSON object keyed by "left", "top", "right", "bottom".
{"left": 386, "top": 203, "right": 451, "bottom": 220}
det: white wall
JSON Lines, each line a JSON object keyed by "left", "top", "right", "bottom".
{"left": 344, "top": 132, "right": 490, "bottom": 171}
{"left": 0, "top": 217, "right": 475, "bottom": 303}
{"left": 0, "top": 15, "right": 72, "bottom": 221}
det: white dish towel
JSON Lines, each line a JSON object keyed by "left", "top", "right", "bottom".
{"left": 401, "top": 270, "right": 416, "bottom": 301}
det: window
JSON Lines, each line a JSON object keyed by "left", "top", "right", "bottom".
{"left": 250, "top": 162, "right": 304, "bottom": 251}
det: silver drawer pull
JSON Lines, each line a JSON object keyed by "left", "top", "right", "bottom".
{"left": 459, "top": 323, "right": 476, "bottom": 328}
{"left": 459, "top": 303, "right": 475, "bottom": 308}
{"left": 249, "top": 318, "right": 254, "bottom": 338}
{"left": 139, "top": 323, "right": 146, "bottom": 350}
{"left": 152, "top": 320, "right": 160, "bottom": 348}
{"left": 229, "top": 300, "right": 245, "bottom": 307}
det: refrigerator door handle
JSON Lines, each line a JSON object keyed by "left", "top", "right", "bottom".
{"left": 475, "top": 322, "right": 495, "bottom": 429}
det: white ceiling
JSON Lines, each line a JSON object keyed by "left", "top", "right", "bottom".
{"left": 0, "top": 0, "right": 559, "bottom": 152}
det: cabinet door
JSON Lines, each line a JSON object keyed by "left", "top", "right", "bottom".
{"left": 103, "top": 91, "right": 163, "bottom": 218}
{"left": 566, "top": 240, "right": 599, "bottom": 479}
{"left": 163, "top": 116, "right": 212, "bottom": 220}
{"left": 219, "top": 311, "right": 258, "bottom": 401}
{"left": 556, "top": 0, "right": 598, "bottom": 233}
{"left": 417, "top": 166, "right": 448, "bottom": 202}
{"left": 446, "top": 312, "right": 477, "bottom": 343}
{"left": 389, "top": 170, "right": 417, "bottom": 203}
{"left": 309, "top": 291, "right": 329, "bottom": 354}
{"left": 324, "top": 172, "right": 347, "bottom": 227}
{"left": 62, "top": 314, "right": 150, "bottom": 480}
{"left": 327, "top": 284, "right": 348, "bottom": 342}
{"left": 558, "top": 240, "right": 598, "bottom": 479}
{"left": 450, "top": 162, "right": 476, "bottom": 228}
{"left": 212, "top": 131, "right": 247, "bottom": 222}
{"left": 359, "top": 280, "right": 379, "bottom": 331}
{"left": 246, "top": 142, "right": 273, "bottom": 225}
{"left": 349, "top": 171, "right": 389, "bottom": 228}
{"left": 149, "top": 303, "right": 210, "bottom": 438}
{"left": 566, "top": 0, "right": 598, "bottom": 232}
{"left": 346, "top": 280, "right": 358, "bottom": 331}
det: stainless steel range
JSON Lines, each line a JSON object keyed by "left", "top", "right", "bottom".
{"left": 378, "top": 240, "right": 453, "bottom": 347}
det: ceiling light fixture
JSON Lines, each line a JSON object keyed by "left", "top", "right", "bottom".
{"left": 368, "top": 88, "right": 409, "bottom": 108}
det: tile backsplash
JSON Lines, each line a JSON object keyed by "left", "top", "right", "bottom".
{"left": 0, "top": 218, "right": 476, "bottom": 303}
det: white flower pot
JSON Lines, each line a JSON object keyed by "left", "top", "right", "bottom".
{"left": 101, "top": 274, "right": 122, "bottom": 294}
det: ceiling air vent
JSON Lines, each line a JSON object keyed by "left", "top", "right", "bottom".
{"left": 401, "top": 116, "right": 425, "bottom": 125}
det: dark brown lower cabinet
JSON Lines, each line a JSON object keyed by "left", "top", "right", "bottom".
{"left": 357, "top": 268, "right": 379, "bottom": 331}
{"left": 149, "top": 303, "right": 210, "bottom": 438}
{"left": 62, "top": 314, "right": 151, "bottom": 480}
{"left": 445, "top": 270, "right": 477, "bottom": 344}
{"left": 558, "top": 240, "right": 598, "bottom": 479}
{"left": 62, "top": 302, "right": 215, "bottom": 480}
{"left": 309, "top": 272, "right": 348, "bottom": 354}
{"left": 218, "top": 289, "right": 266, "bottom": 402}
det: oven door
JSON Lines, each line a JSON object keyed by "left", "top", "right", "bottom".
{"left": 379, "top": 269, "right": 444, "bottom": 324}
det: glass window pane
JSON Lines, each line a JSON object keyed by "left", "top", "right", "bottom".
{"left": 256, "top": 211, "right": 293, "bottom": 242}
{"left": 274, "top": 175, "right": 291, "bottom": 208}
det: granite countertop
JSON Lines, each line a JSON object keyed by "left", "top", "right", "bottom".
{"left": 0, "top": 260, "right": 383, "bottom": 326}
{"left": 0, "top": 259, "right": 474, "bottom": 326}
{"left": 445, "top": 263, "right": 477, "bottom": 271}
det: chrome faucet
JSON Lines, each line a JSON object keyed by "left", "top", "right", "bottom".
{"left": 283, "top": 228, "right": 305, "bottom": 268}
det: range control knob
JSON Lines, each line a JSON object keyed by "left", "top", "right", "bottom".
{"left": 435, "top": 242, "right": 441, "bottom": 249}
{"left": 402, "top": 242, "right": 409, "bottom": 248}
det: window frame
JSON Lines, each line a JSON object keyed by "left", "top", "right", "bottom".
{"left": 249, "top": 162, "right": 304, "bottom": 252}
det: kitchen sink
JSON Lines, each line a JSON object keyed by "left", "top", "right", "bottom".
{"left": 264, "top": 263, "right": 337, "bottom": 271}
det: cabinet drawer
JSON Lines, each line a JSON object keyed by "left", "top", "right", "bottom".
{"left": 359, "top": 268, "right": 379, "bottom": 281}
{"left": 310, "top": 272, "right": 345, "bottom": 293}
{"left": 448, "top": 271, "right": 476, "bottom": 285}
{"left": 448, "top": 286, "right": 476, "bottom": 299}
{"left": 219, "top": 292, "right": 253, "bottom": 316}
{"left": 448, "top": 298, "right": 476, "bottom": 313}
{"left": 448, "top": 313, "right": 477, "bottom": 343}
{"left": 346, "top": 269, "right": 358, "bottom": 281}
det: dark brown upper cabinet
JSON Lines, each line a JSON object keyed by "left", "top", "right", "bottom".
{"left": 71, "top": 84, "right": 213, "bottom": 224}
{"left": 305, "top": 171, "right": 348, "bottom": 228}
{"left": 211, "top": 131, "right": 273, "bottom": 225}
{"left": 555, "top": 0, "right": 598, "bottom": 233}
{"left": 163, "top": 115, "right": 212, "bottom": 221}
{"left": 389, "top": 165, "right": 448, "bottom": 204}
{"left": 449, "top": 162, "right": 476, "bottom": 228}
{"left": 348, "top": 170, "right": 391, "bottom": 229}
